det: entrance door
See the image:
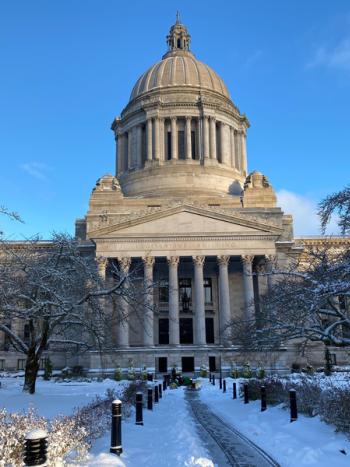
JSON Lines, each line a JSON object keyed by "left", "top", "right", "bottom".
{"left": 182, "top": 356, "right": 194, "bottom": 372}
{"left": 159, "top": 357, "right": 167, "bottom": 373}
{"left": 209, "top": 356, "right": 216, "bottom": 372}
{"left": 180, "top": 318, "right": 193, "bottom": 344}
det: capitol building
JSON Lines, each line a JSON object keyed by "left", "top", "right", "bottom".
{"left": 75, "top": 16, "right": 312, "bottom": 374}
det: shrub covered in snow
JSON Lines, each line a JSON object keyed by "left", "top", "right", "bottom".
{"left": 240, "top": 377, "right": 287, "bottom": 405}
{"left": 320, "top": 385, "right": 350, "bottom": 433}
{"left": 0, "top": 407, "right": 89, "bottom": 466}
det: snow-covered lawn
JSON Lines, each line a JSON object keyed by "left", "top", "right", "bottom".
{"left": 2, "top": 375, "right": 350, "bottom": 466}
{"left": 201, "top": 378, "right": 350, "bottom": 467}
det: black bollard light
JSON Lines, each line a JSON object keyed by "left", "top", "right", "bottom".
{"left": 219, "top": 377, "right": 222, "bottom": 390}
{"left": 209, "top": 373, "right": 212, "bottom": 383}
{"left": 212, "top": 374, "right": 215, "bottom": 386}
{"left": 159, "top": 383, "right": 162, "bottom": 399}
{"left": 147, "top": 372, "right": 153, "bottom": 382}
{"left": 223, "top": 379, "right": 226, "bottom": 393}
{"left": 147, "top": 387, "right": 153, "bottom": 410}
{"left": 154, "top": 384, "right": 159, "bottom": 403}
{"left": 233, "top": 382, "right": 237, "bottom": 399}
{"left": 261, "top": 386, "right": 267, "bottom": 412}
{"left": 290, "top": 389, "right": 298, "bottom": 422}
{"left": 110, "top": 399, "right": 123, "bottom": 455}
{"left": 243, "top": 383, "right": 249, "bottom": 404}
{"left": 135, "top": 392, "right": 143, "bottom": 426}
{"left": 24, "top": 429, "right": 48, "bottom": 466}
{"left": 163, "top": 375, "right": 167, "bottom": 391}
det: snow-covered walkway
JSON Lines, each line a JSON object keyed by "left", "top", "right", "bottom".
{"left": 186, "top": 389, "right": 279, "bottom": 467}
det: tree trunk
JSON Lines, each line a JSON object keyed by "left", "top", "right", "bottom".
{"left": 23, "top": 347, "right": 39, "bottom": 394}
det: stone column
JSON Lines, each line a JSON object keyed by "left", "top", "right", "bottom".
{"left": 234, "top": 130, "right": 240, "bottom": 170}
{"left": 117, "top": 257, "right": 131, "bottom": 348}
{"left": 186, "top": 116, "right": 192, "bottom": 159}
{"left": 136, "top": 124, "right": 143, "bottom": 168}
{"left": 127, "top": 129, "right": 133, "bottom": 169}
{"left": 217, "top": 255, "right": 231, "bottom": 344}
{"left": 265, "top": 254, "right": 276, "bottom": 292}
{"left": 230, "top": 127, "right": 235, "bottom": 168}
{"left": 193, "top": 256, "right": 206, "bottom": 345}
{"left": 154, "top": 117, "right": 160, "bottom": 160}
{"left": 220, "top": 123, "right": 230, "bottom": 165}
{"left": 117, "top": 133, "right": 124, "bottom": 175}
{"left": 241, "top": 130, "right": 247, "bottom": 174}
{"left": 171, "top": 116, "right": 178, "bottom": 160}
{"left": 167, "top": 256, "right": 180, "bottom": 345}
{"left": 209, "top": 117, "right": 217, "bottom": 160}
{"left": 159, "top": 117, "right": 165, "bottom": 161}
{"left": 143, "top": 256, "right": 155, "bottom": 347}
{"left": 203, "top": 116, "right": 210, "bottom": 159}
{"left": 147, "top": 118, "right": 153, "bottom": 161}
{"left": 241, "top": 255, "right": 255, "bottom": 321}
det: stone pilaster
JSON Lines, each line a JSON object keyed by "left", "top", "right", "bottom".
{"left": 117, "top": 257, "right": 131, "bottom": 347}
{"left": 241, "top": 255, "right": 255, "bottom": 321}
{"left": 167, "top": 256, "right": 180, "bottom": 345}
{"left": 159, "top": 117, "right": 165, "bottom": 161}
{"left": 171, "top": 116, "right": 178, "bottom": 160}
{"left": 241, "top": 130, "right": 247, "bottom": 175}
{"left": 193, "top": 255, "right": 206, "bottom": 345}
{"left": 186, "top": 116, "right": 192, "bottom": 160}
{"left": 230, "top": 127, "right": 235, "bottom": 168}
{"left": 117, "top": 132, "right": 123, "bottom": 175}
{"left": 265, "top": 254, "right": 276, "bottom": 292}
{"left": 136, "top": 124, "right": 143, "bottom": 168}
{"left": 217, "top": 255, "right": 231, "bottom": 345}
{"left": 142, "top": 256, "right": 155, "bottom": 347}
{"left": 127, "top": 129, "right": 132, "bottom": 169}
{"left": 209, "top": 116, "right": 217, "bottom": 160}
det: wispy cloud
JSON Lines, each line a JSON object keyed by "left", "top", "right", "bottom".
{"left": 307, "top": 38, "right": 350, "bottom": 71}
{"left": 277, "top": 190, "right": 339, "bottom": 236}
{"left": 20, "top": 162, "right": 50, "bottom": 181}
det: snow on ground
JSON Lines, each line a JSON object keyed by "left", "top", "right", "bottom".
{"left": 88, "top": 386, "right": 214, "bottom": 467}
{"left": 0, "top": 376, "right": 127, "bottom": 418}
{"left": 2, "top": 375, "right": 350, "bottom": 466}
{"left": 200, "top": 378, "right": 350, "bottom": 467}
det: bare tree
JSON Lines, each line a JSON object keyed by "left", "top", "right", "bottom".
{"left": 318, "top": 184, "right": 350, "bottom": 235}
{"left": 0, "top": 234, "right": 152, "bottom": 393}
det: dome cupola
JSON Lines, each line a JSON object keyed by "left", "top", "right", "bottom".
{"left": 111, "top": 16, "right": 250, "bottom": 198}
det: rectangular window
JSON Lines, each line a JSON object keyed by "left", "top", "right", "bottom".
{"left": 0, "top": 359, "right": 4, "bottom": 370}
{"left": 191, "top": 130, "right": 196, "bottom": 159}
{"left": 167, "top": 132, "right": 172, "bottom": 160}
{"left": 17, "top": 359, "right": 26, "bottom": 370}
{"left": 204, "top": 278, "right": 213, "bottom": 304}
{"left": 331, "top": 353, "right": 337, "bottom": 365}
{"left": 178, "top": 130, "right": 185, "bottom": 159}
{"left": 40, "top": 358, "right": 46, "bottom": 370}
{"left": 179, "top": 278, "right": 192, "bottom": 311}
{"left": 180, "top": 318, "right": 193, "bottom": 344}
{"left": 24, "top": 323, "right": 30, "bottom": 344}
{"left": 205, "top": 317, "right": 215, "bottom": 344}
{"left": 159, "top": 318, "right": 169, "bottom": 345}
{"left": 159, "top": 280, "right": 169, "bottom": 303}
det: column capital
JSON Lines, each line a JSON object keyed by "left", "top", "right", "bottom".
{"left": 185, "top": 115, "right": 192, "bottom": 122}
{"left": 265, "top": 254, "right": 276, "bottom": 264}
{"left": 96, "top": 256, "right": 108, "bottom": 277}
{"left": 142, "top": 256, "right": 155, "bottom": 267}
{"left": 203, "top": 114, "right": 210, "bottom": 121}
{"left": 170, "top": 116, "right": 177, "bottom": 122}
{"left": 167, "top": 256, "right": 179, "bottom": 267}
{"left": 192, "top": 255, "right": 205, "bottom": 267}
{"left": 217, "top": 255, "right": 230, "bottom": 266}
{"left": 241, "top": 255, "right": 254, "bottom": 267}
{"left": 209, "top": 115, "right": 216, "bottom": 122}
{"left": 118, "top": 256, "right": 131, "bottom": 273}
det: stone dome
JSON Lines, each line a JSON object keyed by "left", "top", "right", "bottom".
{"left": 130, "top": 52, "right": 230, "bottom": 102}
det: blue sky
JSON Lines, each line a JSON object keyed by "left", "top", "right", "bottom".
{"left": 1, "top": 0, "right": 349, "bottom": 238}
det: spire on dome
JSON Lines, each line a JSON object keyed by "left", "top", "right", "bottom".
{"left": 166, "top": 13, "right": 191, "bottom": 52}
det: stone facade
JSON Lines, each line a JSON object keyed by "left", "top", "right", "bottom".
{"left": 1, "top": 17, "right": 349, "bottom": 374}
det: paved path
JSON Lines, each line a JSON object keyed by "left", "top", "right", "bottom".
{"left": 186, "top": 390, "right": 280, "bottom": 467}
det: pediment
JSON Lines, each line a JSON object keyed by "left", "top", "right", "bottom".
{"left": 89, "top": 205, "right": 282, "bottom": 238}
